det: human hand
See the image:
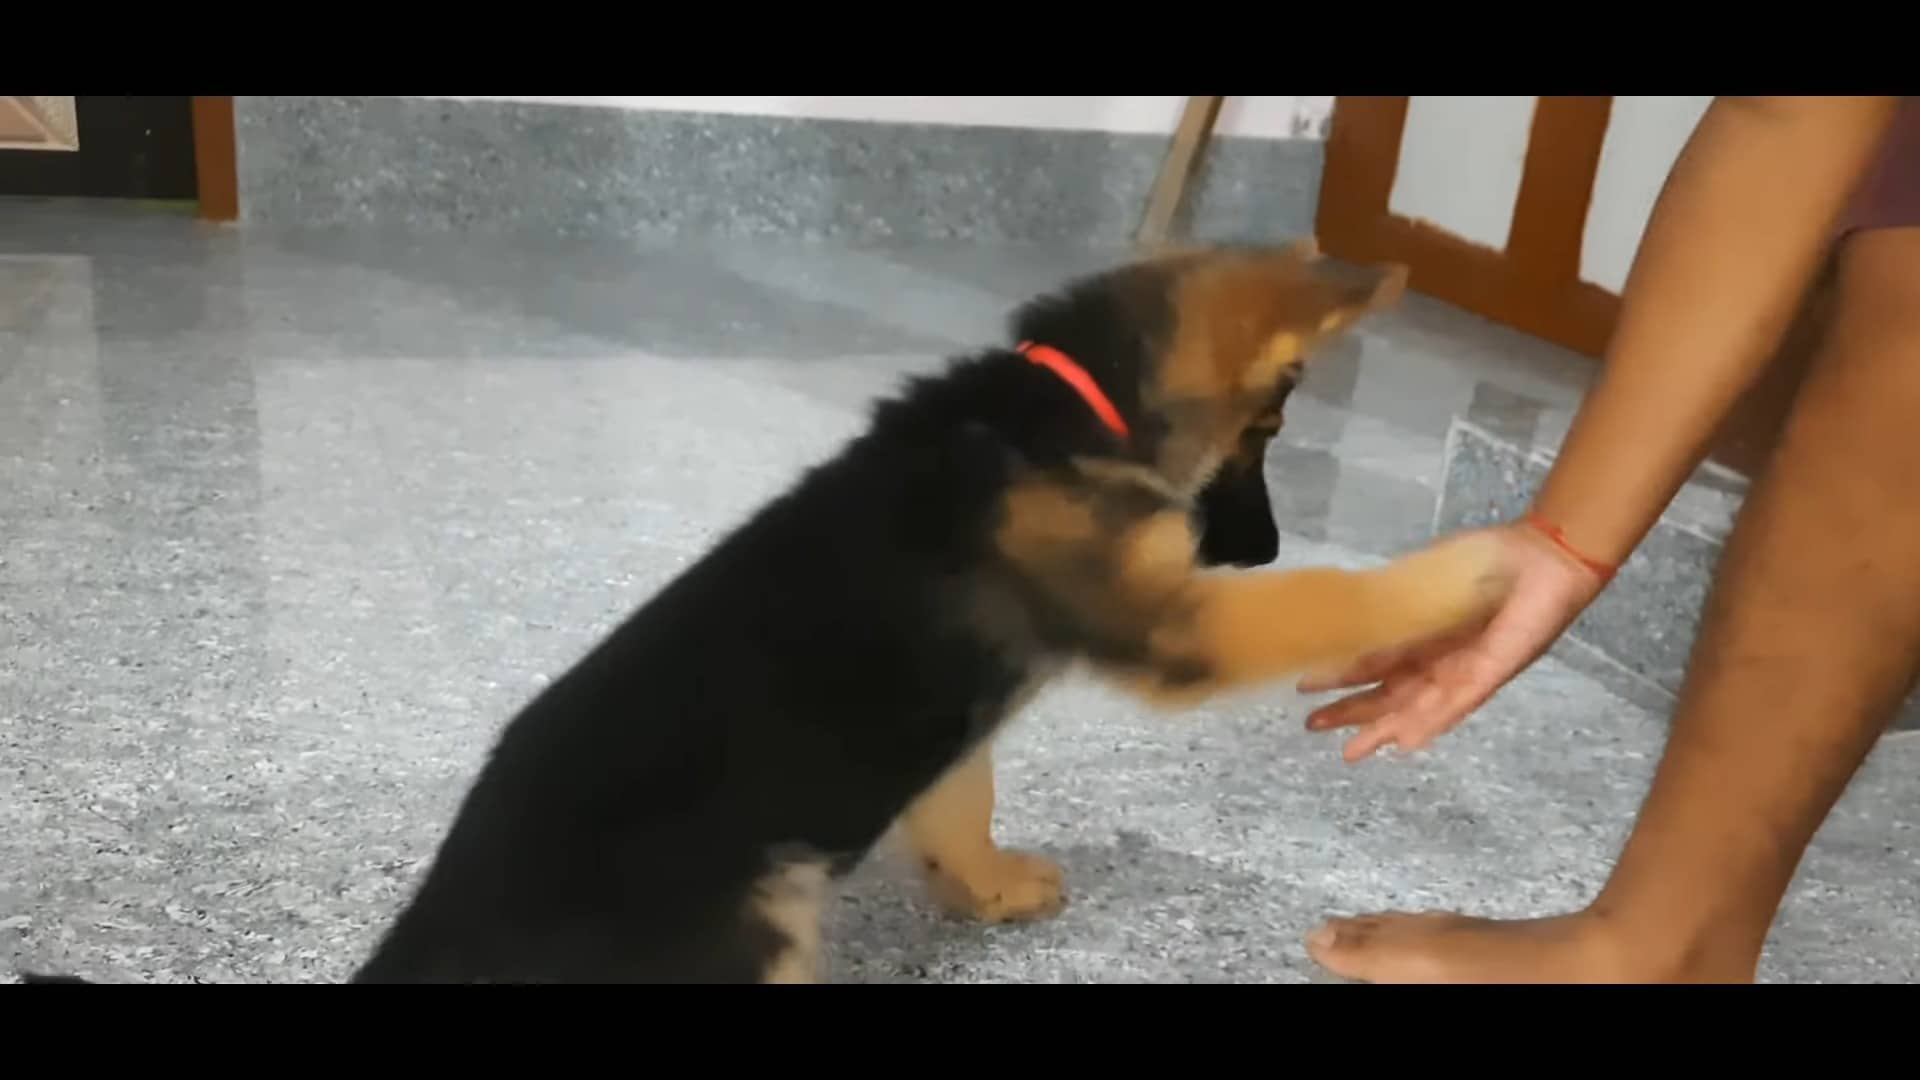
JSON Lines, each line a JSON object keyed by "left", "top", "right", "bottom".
{"left": 1298, "top": 518, "right": 1613, "bottom": 762}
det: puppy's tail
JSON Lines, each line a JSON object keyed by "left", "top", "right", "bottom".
{"left": 16, "top": 971, "right": 96, "bottom": 984}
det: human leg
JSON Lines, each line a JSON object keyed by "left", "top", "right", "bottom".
{"left": 1308, "top": 226, "right": 1920, "bottom": 983}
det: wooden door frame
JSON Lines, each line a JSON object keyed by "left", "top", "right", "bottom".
{"left": 1315, "top": 96, "right": 1621, "bottom": 357}
{"left": 190, "top": 96, "right": 239, "bottom": 222}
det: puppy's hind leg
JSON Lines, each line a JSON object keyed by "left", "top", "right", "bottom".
{"left": 751, "top": 858, "right": 834, "bottom": 984}
{"left": 899, "top": 742, "right": 1066, "bottom": 923}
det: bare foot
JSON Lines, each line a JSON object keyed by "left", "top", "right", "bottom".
{"left": 1305, "top": 910, "right": 1755, "bottom": 984}
{"left": 924, "top": 849, "right": 1066, "bottom": 923}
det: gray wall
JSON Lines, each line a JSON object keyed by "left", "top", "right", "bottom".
{"left": 232, "top": 97, "right": 1326, "bottom": 246}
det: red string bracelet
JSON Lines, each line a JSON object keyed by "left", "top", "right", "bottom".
{"left": 1523, "top": 511, "right": 1618, "bottom": 584}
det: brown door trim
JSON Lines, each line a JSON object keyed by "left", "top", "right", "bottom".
{"left": 190, "top": 97, "right": 239, "bottom": 222}
{"left": 1316, "top": 96, "right": 1621, "bottom": 358}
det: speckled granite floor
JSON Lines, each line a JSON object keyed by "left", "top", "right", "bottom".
{"left": 4, "top": 200, "right": 1919, "bottom": 983}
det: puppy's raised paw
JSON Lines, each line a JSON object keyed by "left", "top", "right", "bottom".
{"left": 1373, "top": 531, "right": 1516, "bottom": 627}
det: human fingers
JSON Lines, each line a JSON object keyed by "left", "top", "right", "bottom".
{"left": 1297, "top": 645, "right": 1416, "bottom": 695}
{"left": 1304, "top": 674, "right": 1427, "bottom": 733}
{"left": 1342, "top": 712, "right": 1420, "bottom": 762}
{"left": 1297, "top": 624, "right": 1482, "bottom": 695}
{"left": 1345, "top": 648, "right": 1509, "bottom": 759}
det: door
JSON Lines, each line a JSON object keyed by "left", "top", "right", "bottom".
{"left": 1315, "top": 96, "right": 1621, "bottom": 358}
{"left": 1317, "top": 95, "right": 1820, "bottom": 479}
{"left": 0, "top": 96, "right": 238, "bottom": 219}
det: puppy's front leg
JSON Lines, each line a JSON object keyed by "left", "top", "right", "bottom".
{"left": 899, "top": 743, "right": 1066, "bottom": 923}
{"left": 1000, "top": 496, "right": 1509, "bottom": 709}
{"left": 1130, "top": 529, "right": 1512, "bottom": 706}
{"left": 992, "top": 470, "right": 1507, "bottom": 706}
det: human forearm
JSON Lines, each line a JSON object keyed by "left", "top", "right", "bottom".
{"left": 1532, "top": 96, "right": 1901, "bottom": 566}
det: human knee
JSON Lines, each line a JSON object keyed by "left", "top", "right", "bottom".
{"left": 1786, "top": 230, "right": 1920, "bottom": 439}
{"left": 1830, "top": 229, "right": 1920, "bottom": 346}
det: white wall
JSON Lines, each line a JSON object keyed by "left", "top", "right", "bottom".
{"left": 419, "top": 96, "right": 1335, "bottom": 140}
{"left": 1580, "top": 96, "right": 1712, "bottom": 293}
{"left": 1387, "top": 96, "right": 1539, "bottom": 252}
{"left": 1379, "top": 95, "right": 1713, "bottom": 296}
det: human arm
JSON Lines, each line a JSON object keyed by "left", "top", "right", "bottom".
{"left": 1532, "top": 95, "right": 1903, "bottom": 565}
{"left": 1303, "top": 95, "right": 1904, "bottom": 761}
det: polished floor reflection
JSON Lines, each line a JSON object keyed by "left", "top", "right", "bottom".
{"left": 4, "top": 200, "right": 1917, "bottom": 983}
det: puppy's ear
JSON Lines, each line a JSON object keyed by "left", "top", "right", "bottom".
{"left": 1241, "top": 259, "right": 1405, "bottom": 390}
{"left": 1305, "top": 259, "right": 1409, "bottom": 340}
{"left": 1241, "top": 327, "right": 1311, "bottom": 392}
{"left": 1157, "top": 247, "right": 1407, "bottom": 403}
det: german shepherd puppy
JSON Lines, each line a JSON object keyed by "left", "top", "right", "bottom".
{"left": 18, "top": 244, "right": 1509, "bottom": 984}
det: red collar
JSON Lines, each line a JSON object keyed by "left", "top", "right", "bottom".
{"left": 1016, "top": 340, "right": 1130, "bottom": 441}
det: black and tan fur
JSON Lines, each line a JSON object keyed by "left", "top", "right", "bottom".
{"left": 18, "top": 244, "right": 1509, "bottom": 984}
